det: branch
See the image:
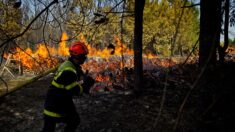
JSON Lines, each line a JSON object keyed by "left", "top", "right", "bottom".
{"left": 154, "top": 68, "right": 169, "bottom": 127}
{"left": 0, "top": 77, "right": 8, "bottom": 93}
{"left": 171, "top": 0, "right": 188, "bottom": 56}
{"left": 182, "top": 37, "right": 199, "bottom": 66}
{"left": 104, "top": 11, "right": 134, "bottom": 14}
{"left": 173, "top": 9, "right": 222, "bottom": 131}
{"left": 0, "top": 27, "right": 43, "bottom": 70}
{"left": 0, "top": 0, "right": 58, "bottom": 48}
{"left": 0, "top": 66, "right": 58, "bottom": 98}
{"left": 181, "top": 3, "right": 200, "bottom": 8}
{"left": 14, "top": 44, "right": 43, "bottom": 69}
{"left": 90, "top": 0, "right": 125, "bottom": 44}
{"left": 105, "top": 0, "right": 125, "bottom": 16}
{"left": 42, "top": 9, "right": 56, "bottom": 67}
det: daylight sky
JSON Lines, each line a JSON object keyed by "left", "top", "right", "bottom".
{"left": 20, "top": 0, "right": 235, "bottom": 40}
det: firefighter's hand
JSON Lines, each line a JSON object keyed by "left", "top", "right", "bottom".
{"left": 82, "top": 76, "right": 95, "bottom": 93}
{"left": 84, "top": 76, "right": 95, "bottom": 86}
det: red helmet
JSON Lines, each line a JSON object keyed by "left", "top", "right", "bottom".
{"left": 69, "top": 41, "right": 88, "bottom": 56}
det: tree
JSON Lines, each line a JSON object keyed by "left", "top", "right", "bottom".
{"left": 170, "top": 0, "right": 199, "bottom": 56}
{"left": 0, "top": 0, "right": 22, "bottom": 41}
{"left": 199, "top": 0, "right": 222, "bottom": 67}
{"left": 65, "top": 0, "right": 125, "bottom": 48}
{"left": 218, "top": 0, "right": 230, "bottom": 63}
{"left": 125, "top": 0, "right": 199, "bottom": 56}
{"left": 134, "top": 0, "right": 145, "bottom": 93}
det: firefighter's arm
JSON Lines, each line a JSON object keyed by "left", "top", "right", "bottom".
{"left": 78, "top": 69, "right": 95, "bottom": 94}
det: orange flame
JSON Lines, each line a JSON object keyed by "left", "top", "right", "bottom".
{"left": 4, "top": 33, "right": 70, "bottom": 71}
{"left": 10, "top": 45, "right": 59, "bottom": 71}
{"left": 58, "top": 32, "right": 69, "bottom": 56}
{"left": 4, "top": 32, "right": 161, "bottom": 73}
{"left": 95, "top": 74, "right": 110, "bottom": 82}
{"left": 79, "top": 33, "right": 135, "bottom": 59}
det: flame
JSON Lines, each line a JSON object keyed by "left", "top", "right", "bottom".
{"left": 145, "top": 53, "right": 156, "bottom": 59}
{"left": 95, "top": 74, "right": 110, "bottom": 82}
{"left": 4, "top": 32, "right": 161, "bottom": 74}
{"left": 114, "top": 35, "right": 134, "bottom": 56}
{"left": 79, "top": 33, "right": 135, "bottom": 59}
{"left": 11, "top": 45, "right": 59, "bottom": 71}
{"left": 4, "top": 33, "right": 70, "bottom": 72}
{"left": 120, "top": 61, "right": 124, "bottom": 69}
{"left": 58, "top": 32, "right": 69, "bottom": 56}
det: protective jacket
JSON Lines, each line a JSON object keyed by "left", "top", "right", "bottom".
{"left": 43, "top": 58, "right": 89, "bottom": 118}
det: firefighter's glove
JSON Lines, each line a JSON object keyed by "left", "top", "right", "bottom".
{"left": 82, "top": 76, "right": 95, "bottom": 93}
{"left": 84, "top": 76, "right": 95, "bottom": 87}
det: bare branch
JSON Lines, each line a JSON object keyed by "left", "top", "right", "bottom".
{"left": 0, "top": 0, "right": 58, "bottom": 48}
{"left": 181, "top": 3, "right": 200, "bottom": 8}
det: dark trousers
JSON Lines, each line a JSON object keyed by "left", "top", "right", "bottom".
{"left": 42, "top": 112, "right": 80, "bottom": 132}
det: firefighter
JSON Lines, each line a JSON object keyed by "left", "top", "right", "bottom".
{"left": 42, "top": 41, "right": 95, "bottom": 132}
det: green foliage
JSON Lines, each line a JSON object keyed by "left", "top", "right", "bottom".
{"left": 144, "top": 0, "right": 199, "bottom": 56}
{"left": 66, "top": 0, "right": 125, "bottom": 47}
{"left": 125, "top": 0, "right": 199, "bottom": 56}
{"left": 64, "top": 0, "right": 199, "bottom": 56}
{"left": 0, "top": 0, "right": 22, "bottom": 39}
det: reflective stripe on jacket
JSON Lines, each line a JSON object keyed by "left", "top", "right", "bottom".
{"left": 51, "top": 61, "right": 83, "bottom": 93}
{"left": 43, "top": 109, "right": 63, "bottom": 117}
{"left": 43, "top": 60, "right": 83, "bottom": 118}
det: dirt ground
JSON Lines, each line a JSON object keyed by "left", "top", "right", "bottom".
{"left": 0, "top": 61, "right": 235, "bottom": 132}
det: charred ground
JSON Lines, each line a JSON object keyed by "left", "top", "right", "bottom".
{"left": 0, "top": 61, "right": 234, "bottom": 132}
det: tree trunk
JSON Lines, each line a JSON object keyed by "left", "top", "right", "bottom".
{"left": 134, "top": 0, "right": 145, "bottom": 93}
{"left": 199, "top": 0, "right": 222, "bottom": 67}
{"left": 144, "top": 35, "right": 156, "bottom": 54}
{"left": 219, "top": 0, "right": 229, "bottom": 64}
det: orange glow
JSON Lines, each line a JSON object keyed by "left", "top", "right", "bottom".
{"left": 120, "top": 61, "right": 124, "bottom": 69}
{"left": 58, "top": 32, "right": 69, "bottom": 56}
{"left": 145, "top": 53, "right": 156, "bottom": 59}
{"left": 79, "top": 33, "right": 135, "bottom": 59}
{"left": 9, "top": 45, "right": 59, "bottom": 71}
{"left": 114, "top": 35, "right": 134, "bottom": 56}
{"left": 95, "top": 74, "right": 110, "bottom": 82}
{"left": 4, "top": 33, "right": 71, "bottom": 72}
{"left": 4, "top": 32, "right": 161, "bottom": 74}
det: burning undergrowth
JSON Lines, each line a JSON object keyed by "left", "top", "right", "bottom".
{"left": 2, "top": 32, "right": 178, "bottom": 94}
{"left": 83, "top": 56, "right": 177, "bottom": 94}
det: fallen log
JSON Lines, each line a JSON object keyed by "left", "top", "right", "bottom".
{"left": 0, "top": 66, "right": 58, "bottom": 98}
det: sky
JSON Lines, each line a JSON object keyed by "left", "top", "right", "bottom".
{"left": 20, "top": 0, "right": 235, "bottom": 41}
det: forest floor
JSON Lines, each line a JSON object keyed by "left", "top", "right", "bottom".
{"left": 0, "top": 60, "right": 234, "bottom": 132}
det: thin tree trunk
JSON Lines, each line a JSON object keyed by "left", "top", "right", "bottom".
{"left": 134, "top": 0, "right": 145, "bottom": 93}
{"left": 170, "top": 1, "right": 187, "bottom": 56}
{"left": 224, "top": 0, "right": 229, "bottom": 53}
{"left": 219, "top": 0, "right": 229, "bottom": 63}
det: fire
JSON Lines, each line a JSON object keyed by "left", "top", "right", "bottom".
{"left": 145, "top": 53, "right": 156, "bottom": 59}
{"left": 4, "top": 32, "right": 161, "bottom": 74}
{"left": 4, "top": 33, "right": 70, "bottom": 72}
{"left": 95, "top": 74, "right": 110, "bottom": 82}
{"left": 16, "top": 47, "right": 34, "bottom": 69}
{"left": 35, "top": 44, "right": 49, "bottom": 58}
{"left": 8, "top": 45, "right": 59, "bottom": 72}
{"left": 58, "top": 32, "right": 69, "bottom": 56}
{"left": 114, "top": 35, "right": 134, "bottom": 56}
{"left": 79, "top": 33, "right": 135, "bottom": 59}
{"left": 2, "top": 32, "right": 180, "bottom": 94}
